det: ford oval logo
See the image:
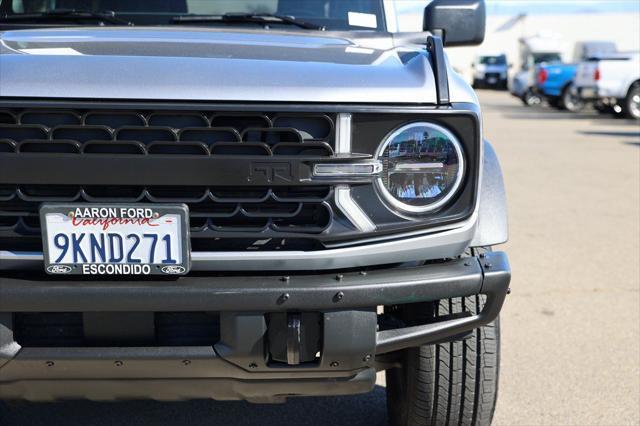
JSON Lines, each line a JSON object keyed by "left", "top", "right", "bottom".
{"left": 47, "top": 265, "right": 73, "bottom": 274}
{"left": 161, "top": 265, "right": 186, "bottom": 275}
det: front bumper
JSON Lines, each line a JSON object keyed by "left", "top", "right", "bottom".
{"left": 0, "top": 251, "right": 510, "bottom": 402}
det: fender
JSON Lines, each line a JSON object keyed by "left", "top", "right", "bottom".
{"left": 470, "top": 140, "right": 509, "bottom": 247}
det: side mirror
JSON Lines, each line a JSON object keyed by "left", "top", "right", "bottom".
{"left": 423, "top": 0, "right": 486, "bottom": 47}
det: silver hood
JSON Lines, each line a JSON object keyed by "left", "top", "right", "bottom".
{"left": 0, "top": 27, "right": 475, "bottom": 104}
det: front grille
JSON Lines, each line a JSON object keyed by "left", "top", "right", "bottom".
{"left": 0, "top": 108, "right": 338, "bottom": 252}
{"left": 0, "top": 104, "right": 482, "bottom": 259}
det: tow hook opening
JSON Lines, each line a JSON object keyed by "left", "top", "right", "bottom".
{"left": 266, "top": 312, "right": 322, "bottom": 366}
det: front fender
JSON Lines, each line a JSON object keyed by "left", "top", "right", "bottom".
{"left": 470, "top": 140, "right": 508, "bottom": 247}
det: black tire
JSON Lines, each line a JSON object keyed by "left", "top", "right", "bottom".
{"left": 560, "top": 84, "right": 585, "bottom": 113}
{"left": 521, "top": 89, "right": 541, "bottom": 106}
{"left": 623, "top": 83, "right": 640, "bottom": 120}
{"left": 386, "top": 296, "right": 500, "bottom": 426}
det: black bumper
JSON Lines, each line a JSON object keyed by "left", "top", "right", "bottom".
{"left": 0, "top": 251, "right": 510, "bottom": 402}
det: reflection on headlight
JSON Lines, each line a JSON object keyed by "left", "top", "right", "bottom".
{"left": 376, "top": 122, "right": 464, "bottom": 214}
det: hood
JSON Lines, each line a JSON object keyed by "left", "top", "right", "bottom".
{"left": 0, "top": 27, "right": 474, "bottom": 104}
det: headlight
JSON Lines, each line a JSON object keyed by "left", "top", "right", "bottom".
{"left": 375, "top": 122, "right": 464, "bottom": 214}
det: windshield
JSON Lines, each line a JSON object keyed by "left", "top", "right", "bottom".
{"left": 533, "top": 53, "right": 562, "bottom": 64}
{"left": 1, "top": 0, "right": 386, "bottom": 30}
{"left": 479, "top": 55, "right": 507, "bottom": 66}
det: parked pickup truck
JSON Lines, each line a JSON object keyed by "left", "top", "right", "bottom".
{"left": 0, "top": 1, "right": 511, "bottom": 424}
{"left": 574, "top": 51, "right": 640, "bottom": 119}
{"left": 510, "top": 35, "right": 563, "bottom": 106}
{"left": 535, "top": 41, "right": 617, "bottom": 112}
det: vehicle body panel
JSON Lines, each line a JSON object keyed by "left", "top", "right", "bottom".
{"left": 509, "top": 69, "right": 529, "bottom": 97}
{"left": 470, "top": 140, "right": 508, "bottom": 247}
{"left": 536, "top": 63, "right": 576, "bottom": 97}
{"left": 1, "top": 27, "right": 472, "bottom": 105}
{"left": 575, "top": 52, "right": 640, "bottom": 100}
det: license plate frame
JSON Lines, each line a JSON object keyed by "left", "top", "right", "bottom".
{"left": 40, "top": 204, "right": 191, "bottom": 276}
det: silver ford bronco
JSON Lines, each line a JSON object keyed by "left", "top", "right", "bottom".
{"left": 0, "top": 1, "right": 510, "bottom": 424}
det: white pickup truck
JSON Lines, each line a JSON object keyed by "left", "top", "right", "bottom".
{"left": 574, "top": 51, "right": 640, "bottom": 119}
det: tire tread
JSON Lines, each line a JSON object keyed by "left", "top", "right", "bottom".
{"left": 387, "top": 294, "right": 500, "bottom": 426}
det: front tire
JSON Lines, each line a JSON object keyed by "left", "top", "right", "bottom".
{"left": 623, "top": 83, "right": 640, "bottom": 120}
{"left": 386, "top": 296, "right": 500, "bottom": 426}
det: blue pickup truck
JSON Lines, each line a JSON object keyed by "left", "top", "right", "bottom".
{"left": 536, "top": 41, "right": 617, "bottom": 112}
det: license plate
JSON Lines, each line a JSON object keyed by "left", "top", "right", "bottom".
{"left": 581, "top": 88, "right": 596, "bottom": 98}
{"left": 488, "top": 77, "right": 497, "bottom": 84}
{"left": 41, "top": 204, "right": 190, "bottom": 276}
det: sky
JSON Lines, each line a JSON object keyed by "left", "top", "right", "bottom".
{"left": 396, "top": 0, "right": 640, "bottom": 16}
{"left": 485, "top": 0, "right": 640, "bottom": 15}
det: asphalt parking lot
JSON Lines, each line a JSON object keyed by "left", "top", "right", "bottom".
{"left": 1, "top": 90, "right": 638, "bottom": 426}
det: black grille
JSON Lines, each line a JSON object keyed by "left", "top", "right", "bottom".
{"left": 0, "top": 108, "right": 338, "bottom": 251}
{"left": 0, "top": 110, "right": 335, "bottom": 152}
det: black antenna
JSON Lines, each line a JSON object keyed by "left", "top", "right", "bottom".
{"left": 427, "top": 35, "right": 450, "bottom": 106}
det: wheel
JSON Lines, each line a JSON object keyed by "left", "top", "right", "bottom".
{"left": 560, "top": 84, "right": 585, "bottom": 113}
{"left": 386, "top": 296, "right": 500, "bottom": 426}
{"left": 623, "top": 83, "right": 640, "bottom": 120}
{"left": 521, "top": 89, "right": 541, "bottom": 106}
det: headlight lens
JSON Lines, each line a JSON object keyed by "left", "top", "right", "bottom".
{"left": 375, "top": 122, "right": 464, "bottom": 214}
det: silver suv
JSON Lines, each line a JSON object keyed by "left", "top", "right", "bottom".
{"left": 0, "top": 1, "right": 510, "bottom": 425}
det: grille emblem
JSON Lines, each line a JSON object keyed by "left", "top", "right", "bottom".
{"left": 249, "top": 162, "right": 294, "bottom": 183}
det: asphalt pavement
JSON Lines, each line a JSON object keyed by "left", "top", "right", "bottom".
{"left": 1, "top": 90, "right": 639, "bottom": 426}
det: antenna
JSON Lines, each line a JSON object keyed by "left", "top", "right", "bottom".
{"left": 427, "top": 35, "right": 450, "bottom": 106}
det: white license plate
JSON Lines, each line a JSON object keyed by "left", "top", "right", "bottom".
{"left": 488, "top": 77, "right": 497, "bottom": 84}
{"left": 41, "top": 204, "right": 190, "bottom": 276}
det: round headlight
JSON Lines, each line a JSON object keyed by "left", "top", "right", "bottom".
{"left": 375, "top": 122, "right": 464, "bottom": 214}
